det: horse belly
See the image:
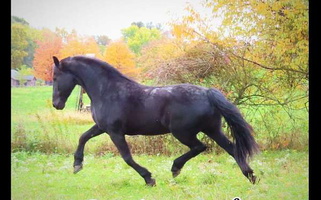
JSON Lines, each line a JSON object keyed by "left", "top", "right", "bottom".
{"left": 124, "top": 119, "right": 170, "bottom": 135}
{"left": 124, "top": 109, "right": 170, "bottom": 135}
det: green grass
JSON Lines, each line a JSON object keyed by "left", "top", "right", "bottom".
{"left": 11, "top": 86, "right": 308, "bottom": 199}
{"left": 11, "top": 150, "right": 308, "bottom": 200}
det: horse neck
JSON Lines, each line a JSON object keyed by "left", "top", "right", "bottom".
{"left": 70, "top": 63, "right": 138, "bottom": 102}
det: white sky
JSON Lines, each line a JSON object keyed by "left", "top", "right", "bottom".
{"left": 11, "top": 0, "right": 207, "bottom": 40}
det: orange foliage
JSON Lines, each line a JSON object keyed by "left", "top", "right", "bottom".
{"left": 103, "top": 40, "right": 139, "bottom": 79}
{"left": 33, "top": 31, "right": 104, "bottom": 82}
{"left": 33, "top": 31, "right": 62, "bottom": 81}
{"left": 59, "top": 34, "right": 102, "bottom": 59}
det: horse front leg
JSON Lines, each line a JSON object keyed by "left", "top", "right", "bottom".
{"left": 108, "top": 132, "right": 156, "bottom": 186}
{"left": 73, "top": 124, "right": 104, "bottom": 173}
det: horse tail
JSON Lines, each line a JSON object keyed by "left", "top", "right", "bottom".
{"left": 206, "top": 88, "right": 259, "bottom": 167}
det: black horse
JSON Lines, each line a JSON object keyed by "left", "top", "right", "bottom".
{"left": 52, "top": 56, "right": 259, "bottom": 186}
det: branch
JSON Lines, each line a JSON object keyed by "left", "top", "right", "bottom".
{"left": 230, "top": 53, "right": 308, "bottom": 76}
{"left": 192, "top": 30, "right": 308, "bottom": 77}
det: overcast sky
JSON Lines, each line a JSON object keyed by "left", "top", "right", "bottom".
{"left": 11, "top": 0, "right": 206, "bottom": 40}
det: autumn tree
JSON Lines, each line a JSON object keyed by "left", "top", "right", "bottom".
{"left": 103, "top": 40, "right": 139, "bottom": 79}
{"left": 11, "top": 16, "right": 29, "bottom": 25}
{"left": 205, "top": 0, "right": 309, "bottom": 85}
{"left": 11, "top": 23, "right": 28, "bottom": 69}
{"left": 11, "top": 16, "right": 43, "bottom": 69}
{"left": 33, "top": 29, "right": 105, "bottom": 81}
{"left": 121, "top": 24, "right": 162, "bottom": 54}
{"left": 154, "top": 0, "right": 308, "bottom": 108}
{"left": 23, "top": 26, "right": 43, "bottom": 68}
{"left": 59, "top": 31, "right": 103, "bottom": 59}
{"left": 94, "top": 35, "right": 111, "bottom": 55}
{"left": 33, "top": 30, "right": 62, "bottom": 81}
{"left": 138, "top": 36, "right": 188, "bottom": 81}
{"left": 95, "top": 35, "right": 111, "bottom": 46}
{"left": 55, "top": 27, "right": 69, "bottom": 43}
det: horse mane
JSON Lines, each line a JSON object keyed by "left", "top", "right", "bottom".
{"left": 67, "top": 56, "right": 135, "bottom": 83}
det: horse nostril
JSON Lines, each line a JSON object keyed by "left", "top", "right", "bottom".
{"left": 52, "top": 101, "right": 65, "bottom": 110}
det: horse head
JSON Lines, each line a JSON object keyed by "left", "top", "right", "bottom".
{"left": 52, "top": 56, "right": 77, "bottom": 110}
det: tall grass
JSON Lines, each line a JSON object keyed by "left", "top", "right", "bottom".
{"left": 11, "top": 108, "right": 188, "bottom": 156}
{"left": 11, "top": 86, "right": 308, "bottom": 155}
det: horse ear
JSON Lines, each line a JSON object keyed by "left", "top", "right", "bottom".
{"left": 53, "top": 56, "right": 60, "bottom": 68}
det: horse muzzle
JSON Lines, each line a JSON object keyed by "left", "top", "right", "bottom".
{"left": 52, "top": 100, "right": 65, "bottom": 110}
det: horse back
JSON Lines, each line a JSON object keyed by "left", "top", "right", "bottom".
{"left": 123, "top": 84, "right": 215, "bottom": 134}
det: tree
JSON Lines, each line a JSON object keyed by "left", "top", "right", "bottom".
{"left": 95, "top": 35, "right": 111, "bottom": 46}
{"left": 59, "top": 32, "right": 102, "bottom": 59}
{"left": 121, "top": 25, "right": 162, "bottom": 54}
{"left": 11, "top": 16, "right": 43, "bottom": 69}
{"left": 16, "top": 65, "right": 33, "bottom": 86}
{"left": 55, "top": 27, "right": 69, "bottom": 43}
{"left": 23, "top": 26, "right": 43, "bottom": 68}
{"left": 94, "top": 35, "right": 111, "bottom": 55}
{"left": 138, "top": 36, "right": 187, "bottom": 80}
{"left": 207, "top": 0, "right": 308, "bottom": 79}
{"left": 11, "top": 16, "right": 29, "bottom": 26}
{"left": 166, "top": 0, "right": 308, "bottom": 108}
{"left": 131, "top": 21, "right": 144, "bottom": 28}
{"left": 11, "top": 23, "right": 28, "bottom": 69}
{"left": 103, "top": 40, "right": 139, "bottom": 79}
{"left": 33, "top": 30, "right": 63, "bottom": 81}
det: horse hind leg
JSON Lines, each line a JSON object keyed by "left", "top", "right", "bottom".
{"left": 203, "top": 129, "right": 258, "bottom": 184}
{"left": 171, "top": 131, "right": 207, "bottom": 178}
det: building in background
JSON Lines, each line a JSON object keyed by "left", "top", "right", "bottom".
{"left": 11, "top": 69, "right": 37, "bottom": 87}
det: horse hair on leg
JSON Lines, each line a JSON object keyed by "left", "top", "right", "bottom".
{"left": 108, "top": 132, "right": 156, "bottom": 186}
{"left": 171, "top": 132, "right": 207, "bottom": 178}
{"left": 73, "top": 124, "right": 104, "bottom": 174}
{"left": 204, "top": 129, "right": 258, "bottom": 184}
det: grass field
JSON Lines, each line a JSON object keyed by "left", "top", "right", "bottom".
{"left": 11, "top": 86, "right": 309, "bottom": 199}
{"left": 12, "top": 150, "right": 308, "bottom": 200}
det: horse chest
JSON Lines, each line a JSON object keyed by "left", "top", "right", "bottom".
{"left": 91, "top": 103, "right": 118, "bottom": 128}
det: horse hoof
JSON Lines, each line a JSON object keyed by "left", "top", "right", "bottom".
{"left": 146, "top": 178, "right": 156, "bottom": 187}
{"left": 74, "top": 165, "right": 83, "bottom": 174}
{"left": 172, "top": 169, "right": 181, "bottom": 178}
{"left": 252, "top": 176, "right": 260, "bottom": 184}
{"left": 249, "top": 174, "right": 259, "bottom": 184}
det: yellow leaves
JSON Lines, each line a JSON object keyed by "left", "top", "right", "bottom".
{"left": 270, "top": 1, "right": 283, "bottom": 12}
{"left": 172, "top": 24, "right": 184, "bottom": 39}
{"left": 171, "top": 2, "right": 220, "bottom": 42}
{"left": 103, "top": 40, "right": 139, "bottom": 79}
{"left": 171, "top": 23, "right": 194, "bottom": 40}
{"left": 184, "top": 4, "right": 201, "bottom": 23}
{"left": 59, "top": 36, "right": 102, "bottom": 59}
{"left": 138, "top": 37, "right": 187, "bottom": 78}
{"left": 185, "top": 16, "right": 195, "bottom": 23}
{"left": 256, "top": 2, "right": 269, "bottom": 14}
